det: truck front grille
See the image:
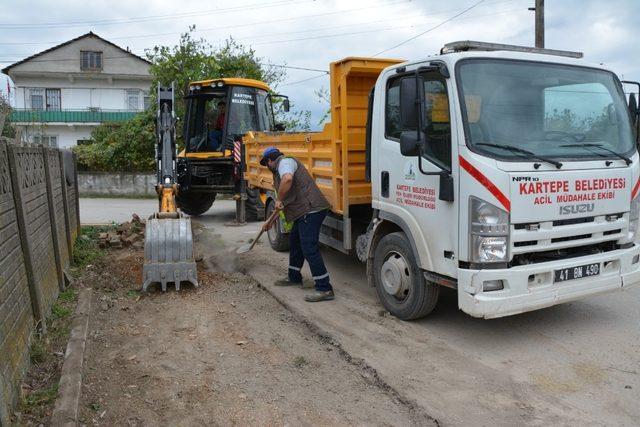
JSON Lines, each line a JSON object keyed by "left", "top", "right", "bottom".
{"left": 510, "top": 213, "right": 627, "bottom": 260}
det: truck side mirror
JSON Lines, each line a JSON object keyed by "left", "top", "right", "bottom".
{"left": 283, "top": 98, "right": 290, "bottom": 112}
{"left": 630, "top": 93, "right": 638, "bottom": 117}
{"left": 399, "top": 76, "right": 424, "bottom": 129}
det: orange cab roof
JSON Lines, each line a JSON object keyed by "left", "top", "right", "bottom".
{"left": 189, "top": 77, "right": 271, "bottom": 92}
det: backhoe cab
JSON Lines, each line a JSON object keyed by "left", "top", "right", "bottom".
{"left": 176, "top": 78, "right": 287, "bottom": 219}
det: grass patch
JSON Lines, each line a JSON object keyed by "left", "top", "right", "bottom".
{"left": 19, "top": 383, "right": 59, "bottom": 411}
{"left": 29, "top": 338, "right": 47, "bottom": 364}
{"left": 51, "top": 303, "right": 72, "bottom": 320}
{"left": 72, "top": 225, "right": 114, "bottom": 269}
{"left": 58, "top": 288, "right": 77, "bottom": 303}
{"left": 293, "top": 356, "right": 309, "bottom": 368}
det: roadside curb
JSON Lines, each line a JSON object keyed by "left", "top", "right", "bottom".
{"left": 51, "top": 288, "right": 92, "bottom": 427}
{"left": 256, "top": 281, "right": 440, "bottom": 426}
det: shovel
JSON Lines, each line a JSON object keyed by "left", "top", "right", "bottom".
{"left": 236, "top": 207, "right": 281, "bottom": 254}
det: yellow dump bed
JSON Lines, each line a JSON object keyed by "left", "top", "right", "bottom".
{"left": 244, "top": 57, "right": 402, "bottom": 216}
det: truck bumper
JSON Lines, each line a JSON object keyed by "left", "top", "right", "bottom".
{"left": 458, "top": 245, "right": 640, "bottom": 319}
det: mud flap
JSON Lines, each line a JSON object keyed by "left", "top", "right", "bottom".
{"left": 142, "top": 215, "right": 199, "bottom": 291}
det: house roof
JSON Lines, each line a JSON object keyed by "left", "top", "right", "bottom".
{"left": 1, "top": 31, "right": 151, "bottom": 75}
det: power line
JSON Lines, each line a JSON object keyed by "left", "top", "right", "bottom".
{"left": 373, "top": 0, "right": 487, "bottom": 56}
{"left": 281, "top": 73, "right": 329, "bottom": 87}
{"left": 0, "top": 5, "right": 528, "bottom": 60}
{"left": 0, "top": 0, "right": 316, "bottom": 29}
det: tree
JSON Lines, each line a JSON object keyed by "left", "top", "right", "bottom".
{"left": 0, "top": 94, "right": 15, "bottom": 139}
{"left": 74, "top": 109, "right": 155, "bottom": 171}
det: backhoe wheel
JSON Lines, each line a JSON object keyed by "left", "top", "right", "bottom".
{"left": 372, "top": 232, "right": 439, "bottom": 320}
{"left": 245, "top": 186, "right": 265, "bottom": 222}
{"left": 176, "top": 192, "right": 216, "bottom": 217}
{"left": 266, "top": 200, "right": 290, "bottom": 252}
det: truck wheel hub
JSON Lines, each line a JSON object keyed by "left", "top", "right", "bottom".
{"left": 381, "top": 252, "right": 410, "bottom": 297}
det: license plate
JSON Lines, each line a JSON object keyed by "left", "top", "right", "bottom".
{"left": 554, "top": 263, "right": 600, "bottom": 283}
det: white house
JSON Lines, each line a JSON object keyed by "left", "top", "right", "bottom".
{"left": 2, "top": 32, "right": 152, "bottom": 148}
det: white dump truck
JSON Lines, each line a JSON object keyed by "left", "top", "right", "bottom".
{"left": 244, "top": 41, "right": 640, "bottom": 320}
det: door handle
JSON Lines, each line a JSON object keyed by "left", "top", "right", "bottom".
{"left": 381, "top": 171, "right": 389, "bottom": 198}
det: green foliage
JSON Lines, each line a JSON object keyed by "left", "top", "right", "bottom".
{"left": 74, "top": 109, "right": 155, "bottom": 172}
{"left": 1, "top": 94, "right": 16, "bottom": 139}
{"left": 29, "top": 338, "right": 47, "bottom": 364}
{"left": 19, "top": 383, "right": 59, "bottom": 410}
{"left": 72, "top": 226, "right": 112, "bottom": 268}
{"left": 51, "top": 304, "right": 71, "bottom": 320}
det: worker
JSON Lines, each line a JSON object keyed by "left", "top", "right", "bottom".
{"left": 260, "top": 147, "right": 335, "bottom": 302}
{"left": 208, "top": 101, "right": 226, "bottom": 150}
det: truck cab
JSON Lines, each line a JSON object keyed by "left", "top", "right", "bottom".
{"left": 369, "top": 41, "right": 640, "bottom": 318}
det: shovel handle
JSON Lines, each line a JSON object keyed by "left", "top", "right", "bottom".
{"left": 247, "top": 207, "right": 281, "bottom": 251}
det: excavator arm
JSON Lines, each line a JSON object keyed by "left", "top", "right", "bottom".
{"left": 142, "top": 84, "right": 199, "bottom": 291}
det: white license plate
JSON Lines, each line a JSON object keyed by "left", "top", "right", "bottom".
{"left": 554, "top": 263, "right": 600, "bottom": 283}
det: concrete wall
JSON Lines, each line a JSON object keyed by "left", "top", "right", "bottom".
{"left": 78, "top": 171, "right": 155, "bottom": 197}
{"left": 0, "top": 139, "right": 79, "bottom": 426}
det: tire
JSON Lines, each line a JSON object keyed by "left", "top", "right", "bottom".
{"left": 266, "top": 200, "right": 290, "bottom": 252}
{"left": 245, "top": 186, "right": 265, "bottom": 222}
{"left": 176, "top": 191, "right": 216, "bottom": 216}
{"left": 372, "top": 232, "right": 439, "bottom": 320}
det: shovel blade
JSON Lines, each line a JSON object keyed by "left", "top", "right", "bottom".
{"left": 236, "top": 243, "right": 253, "bottom": 254}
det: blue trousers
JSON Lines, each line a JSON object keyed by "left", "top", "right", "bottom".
{"left": 288, "top": 210, "right": 332, "bottom": 292}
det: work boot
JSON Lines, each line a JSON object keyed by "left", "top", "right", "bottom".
{"left": 304, "top": 290, "right": 335, "bottom": 302}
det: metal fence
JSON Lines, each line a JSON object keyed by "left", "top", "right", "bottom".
{"left": 0, "top": 130, "right": 80, "bottom": 426}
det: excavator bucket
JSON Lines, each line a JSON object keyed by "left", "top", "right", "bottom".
{"left": 142, "top": 214, "right": 198, "bottom": 292}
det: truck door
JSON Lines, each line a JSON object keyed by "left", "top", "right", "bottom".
{"left": 376, "top": 70, "right": 458, "bottom": 277}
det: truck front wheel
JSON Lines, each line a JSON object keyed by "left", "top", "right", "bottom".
{"left": 266, "top": 200, "right": 290, "bottom": 252}
{"left": 373, "top": 232, "right": 439, "bottom": 320}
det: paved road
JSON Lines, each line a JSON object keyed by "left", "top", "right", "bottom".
{"left": 81, "top": 198, "right": 640, "bottom": 425}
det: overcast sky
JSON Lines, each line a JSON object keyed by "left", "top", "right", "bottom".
{"left": 1, "top": 0, "right": 639, "bottom": 127}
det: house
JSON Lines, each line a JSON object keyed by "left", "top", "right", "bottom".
{"left": 2, "top": 32, "right": 152, "bottom": 148}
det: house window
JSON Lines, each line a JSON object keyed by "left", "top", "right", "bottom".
{"left": 32, "top": 135, "right": 58, "bottom": 148}
{"left": 77, "top": 139, "right": 92, "bottom": 145}
{"left": 143, "top": 91, "right": 151, "bottom": 110}
{"left": 29, "top": 88, "right": 44, "bottom": 110}
{"left": 126, "top": 89, "right": 141, "bottom": 110}
{"left": 45, "top": 89, "right": 61, "bottom": 111}
{"left": 81, "top": 51, "right": 103, "bottom": 71}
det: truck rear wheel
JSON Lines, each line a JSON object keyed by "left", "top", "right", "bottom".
{"left": 373, "top": 232, "right": 439, "bottom": 320}
{"left": 245, "top": 186, "right": 265, "bottom": 222}
{"left": 176, "top": 192, "right": 216, "bottom": 217}
{"left": 266, "top": 200, "right": 290, "bottom": 252}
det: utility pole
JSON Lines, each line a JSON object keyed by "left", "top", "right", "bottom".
{"left": 528, "top": 0, "right": 545, "bottom": 48}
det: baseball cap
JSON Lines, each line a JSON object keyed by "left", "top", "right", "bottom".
{"left": 260, "top": 146, "right": 282, "bottom": 166}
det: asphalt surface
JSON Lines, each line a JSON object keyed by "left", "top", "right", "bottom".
{"left": 81, "top": 198, "right": 640, "bottom": 425}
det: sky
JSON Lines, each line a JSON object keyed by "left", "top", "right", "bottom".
{"left": 1, "top": 0, "right": 639, "bottom": 128}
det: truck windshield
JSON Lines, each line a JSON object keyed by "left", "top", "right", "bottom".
{"left": 457, "top": 59, "right": 635, "bottom": 161}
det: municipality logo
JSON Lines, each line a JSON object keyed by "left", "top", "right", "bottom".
{"left": 404, "top": 162, "right": 416, "bottom": 181}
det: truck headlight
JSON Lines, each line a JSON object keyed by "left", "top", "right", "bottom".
{"left": 469, "top": 196, "right": 509, "bottom": 263}
{"left": 626, "top": 196, "right": 640, "bottom": 243}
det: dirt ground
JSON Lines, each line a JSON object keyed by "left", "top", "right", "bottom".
{"left": 78, "top": 247, "right": 429, "bottom": 426}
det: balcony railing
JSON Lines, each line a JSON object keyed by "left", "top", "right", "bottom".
{"left": 11, "top": 109, "right": 141, "bottom": 123}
